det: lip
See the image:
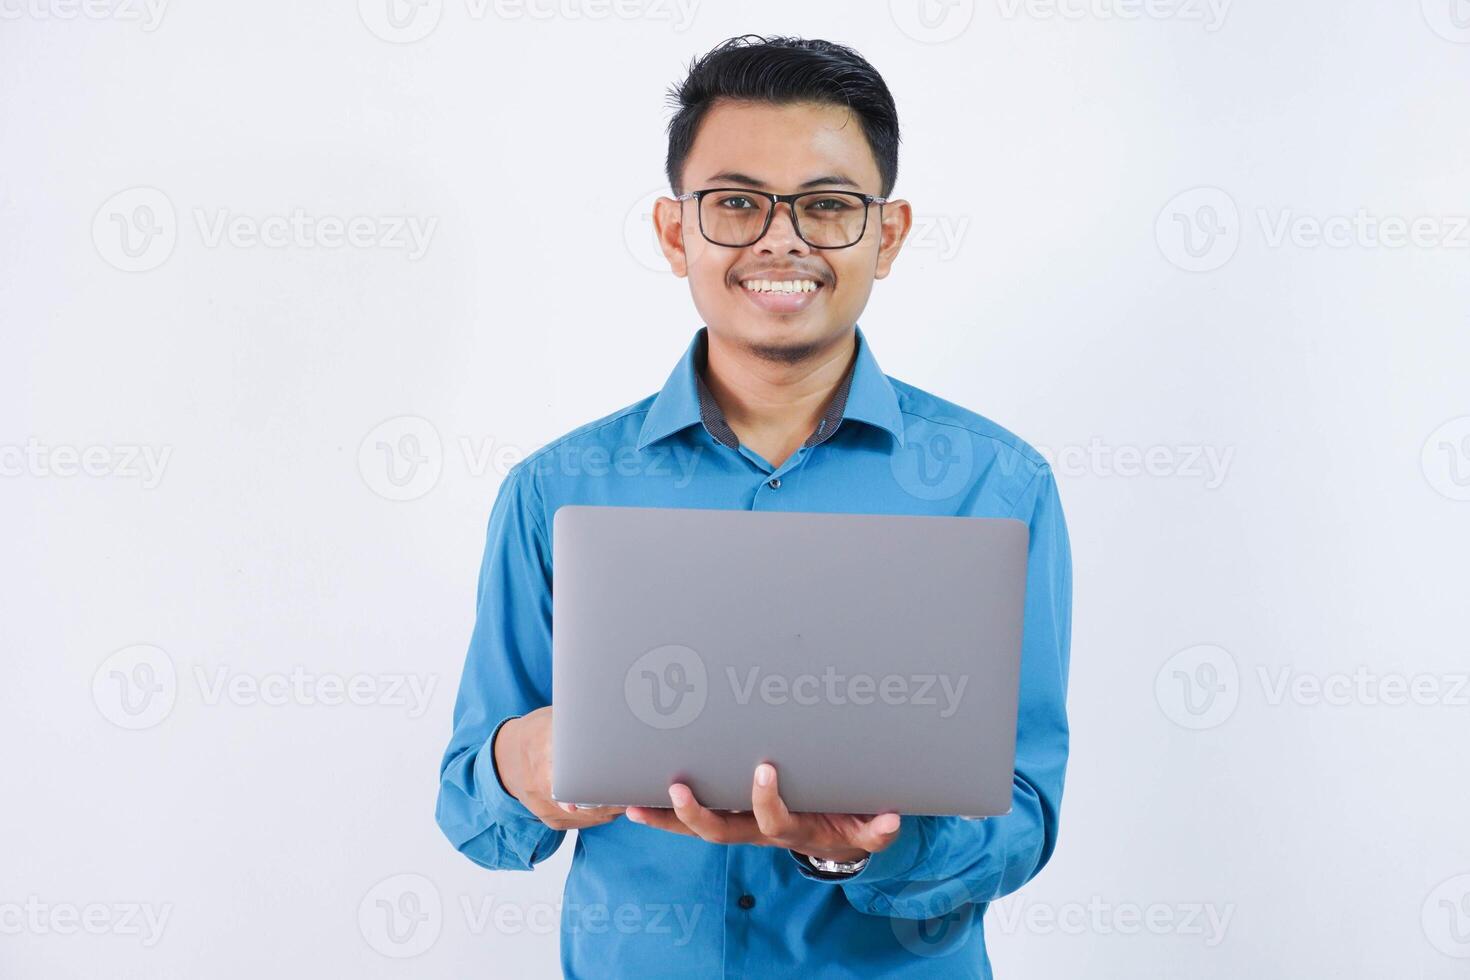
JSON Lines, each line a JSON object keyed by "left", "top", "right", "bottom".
{"left": 735, "top": 278, "right": 826, "bottom": 314}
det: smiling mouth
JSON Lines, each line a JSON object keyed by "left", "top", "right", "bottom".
{"left": 740, "top": 277, "right": 822, "bottom": 294}
{"left": 736, "top": 276, "right": 826, "bottom": 313}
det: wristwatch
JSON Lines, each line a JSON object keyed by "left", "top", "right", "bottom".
{"left": 797, "top": 850, "right": 869, "bottom": 878}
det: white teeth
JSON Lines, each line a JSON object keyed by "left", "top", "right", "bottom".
{"left": 742, "top": 279, "right": 819, "bottom": 293}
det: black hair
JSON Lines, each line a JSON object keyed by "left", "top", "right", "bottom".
{"left": 664, "top": 34, "right": 901, "bottom": 198}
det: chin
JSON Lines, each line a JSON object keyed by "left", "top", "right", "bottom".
{"left": 724, "top": 317, "right": 839, "bottom": 365}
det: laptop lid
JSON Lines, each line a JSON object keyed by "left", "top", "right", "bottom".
{"left": 551, "top": 505, "right": 1028, "bottom": 817}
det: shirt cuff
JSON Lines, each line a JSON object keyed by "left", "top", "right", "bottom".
{"left": 788, "top": 815, "right": 925, "bottom": 884}
{"left": 474, "top": 714, "right": 539, "bottom": 824}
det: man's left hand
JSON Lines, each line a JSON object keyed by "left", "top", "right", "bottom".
{"left": 624, "top": 763, "right": 901, "bottom": 864}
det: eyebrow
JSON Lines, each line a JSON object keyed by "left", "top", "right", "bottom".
{"left": 703, "top": 171, "right": 862, "bottom": 191}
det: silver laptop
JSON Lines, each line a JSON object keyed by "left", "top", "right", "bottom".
{"left": 550, "top": 505, "right": 1029, "bottom": 818}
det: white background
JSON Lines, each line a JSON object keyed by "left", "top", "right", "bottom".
{"left": 3, "top": 0, "right": 1469, "bottom": 976}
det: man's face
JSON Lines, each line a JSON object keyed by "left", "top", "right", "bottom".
{"left": 654, "top": 100, "right": 912, "bottom": 364}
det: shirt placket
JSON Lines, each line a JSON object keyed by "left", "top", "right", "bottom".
{"left": 695, "top": 352, "right": 853, "bottom": 510}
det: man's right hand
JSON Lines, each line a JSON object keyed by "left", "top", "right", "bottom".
{"left": 493, "top": 705, "right": 626, "bottom": 831}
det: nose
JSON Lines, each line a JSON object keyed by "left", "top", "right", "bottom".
{"left": 757, "top": 201, "right": 810, "bottom": 254}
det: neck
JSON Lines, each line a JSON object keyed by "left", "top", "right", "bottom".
{"left": 701, "top": 328, "right": 856, "bottom": 452}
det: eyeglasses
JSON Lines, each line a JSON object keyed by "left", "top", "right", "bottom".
{"left": 674, "top": 187, "right": 888, "bottom": 250}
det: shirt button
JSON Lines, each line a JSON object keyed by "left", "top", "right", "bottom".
{"left": 737, "top": 894, "right": 756, "bottom": 910}
{"left": 768, "top": 478, "right": 781, "bottom": 489}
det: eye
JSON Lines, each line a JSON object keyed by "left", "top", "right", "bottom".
{"left": 714, "top": 194, "right": 758, "bottom": 211}
{"left": 804, "top": 196, "right": 856, "bottom": 213}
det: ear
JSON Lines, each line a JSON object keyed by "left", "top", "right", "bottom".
{"left": 872, "top": 199, "right": 914, "bottom": 280}
{"left": 652, "top": 195, "right": 691, "bottom": 278}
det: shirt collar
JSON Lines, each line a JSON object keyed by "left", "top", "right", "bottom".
{"left": 635, "top": 325, "right": 906, "bottom": 453}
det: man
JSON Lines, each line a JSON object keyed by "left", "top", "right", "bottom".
{"left": 436, "top": 35, "right": 1072, "bottom": 978}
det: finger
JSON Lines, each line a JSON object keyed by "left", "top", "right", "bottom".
{"left": 851, "top": 812, "right": 903, "bottom": 853}
{"left": 624, "top": 806, "right": 698, "bottom": 836}
{"left": 751, "top": 763, "right": 795, "bottom": 840}
{"left": 668, "top": 783, "right": 757, "bottom": 844}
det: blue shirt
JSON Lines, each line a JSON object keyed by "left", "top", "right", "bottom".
{"left": 436, "top": 325, "right": 1073, "bottom": 979}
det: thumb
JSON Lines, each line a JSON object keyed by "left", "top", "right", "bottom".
{"left": 851, "top": 812, "right": 903, "bottom": 853}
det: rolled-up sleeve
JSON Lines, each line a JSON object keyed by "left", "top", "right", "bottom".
{"left": 791, "top": 463, "right": 1073, "bottom": 919}
{"left": 435, "top": 461, "right": 566, "bottom": 871}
